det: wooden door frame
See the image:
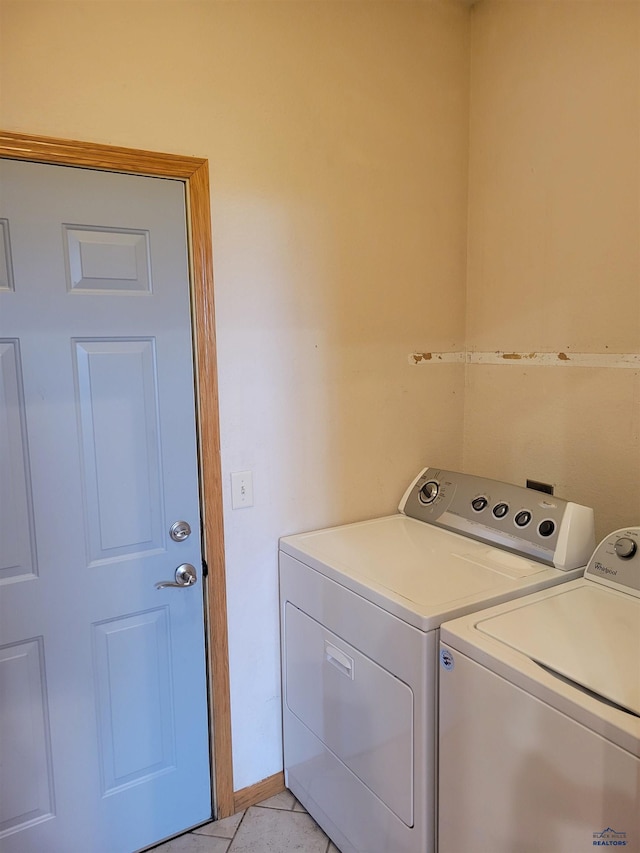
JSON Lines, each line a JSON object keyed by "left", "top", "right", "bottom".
{"left": 0, "top": 130, "right": 235, "bottom": 818}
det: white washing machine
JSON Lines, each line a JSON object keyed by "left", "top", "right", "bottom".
{"left": 279, "top": 467, "right": 595, "bottom": 853}
{"left": 439, "top": 527, "right": 640, "bottom": 853}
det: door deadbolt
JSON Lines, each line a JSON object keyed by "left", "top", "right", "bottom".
{"left": 170, "top": 520, "right": 192, "bottom": 542}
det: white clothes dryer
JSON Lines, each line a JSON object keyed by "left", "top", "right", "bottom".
{"left": 279, "top": 467, "right": 595, "bottom": 853}
{"left": 439, "top": 527, "right": 640, "bottom": 853}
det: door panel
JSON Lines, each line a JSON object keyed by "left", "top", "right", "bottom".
{"left": 63, "top": 225, "right": 152, "bottom": 294}
{"left": 0, "top": 159, "right": 211, "bottom": 852}
{"left": 92, "top": 608, "right": 175, "bottom": 793}
{"left": 0, "top": 637, "right": 55, "bottom": 834}
{"left": 0, "top": 339, "right": 36, "bottom": 580}
{"left": 74, "top": 338, "right": 164, "bottom": 562}
{"left": 0, "top": 218, "right": 13, "bottom": 290}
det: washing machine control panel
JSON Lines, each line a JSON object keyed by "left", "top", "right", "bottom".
{"left": 585, "top": 527, "right": 640, "bottom": 596}
{"left": 399, "top": 467, "right": 595, "bottom": 571}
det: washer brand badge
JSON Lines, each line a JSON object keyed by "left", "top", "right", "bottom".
{"left": 594, "top": 561, "right": 618, "bottom": 577}
{"left": 593, "top": 827, "right": 627, "bottom": 846}
{"left": 440, "top": 648, "right": 454, "bottom": 671}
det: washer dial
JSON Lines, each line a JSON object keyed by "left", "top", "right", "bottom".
{"left": 614, "top": 537, "right": 637, "bottom": 560}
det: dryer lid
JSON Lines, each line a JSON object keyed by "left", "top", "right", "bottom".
{"left": 476, "top": 583, "right": 640, "bottom": 716}
{"left": 280, "top": 515, "right": 579, "bottom": 630}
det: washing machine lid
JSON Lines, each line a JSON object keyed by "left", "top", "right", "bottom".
{"left": 280, "top": 515, "right": 583, "bottom": 631}
{"left": 476, "top": 581, "right": 640, "bottom": 717}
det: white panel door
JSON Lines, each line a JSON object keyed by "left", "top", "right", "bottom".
{"left": 0, "top": 159, "right": 211, "bottom": 853}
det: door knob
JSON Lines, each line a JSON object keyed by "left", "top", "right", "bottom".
{"left": 155, "top": 563, "right": 197, "bottom": 589}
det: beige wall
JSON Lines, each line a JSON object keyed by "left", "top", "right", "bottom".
{"left": 464, "top": 0, "right": 640, "bottom": 539}
{"left": 0, "top": 1, "right": 470, "bottom": 789}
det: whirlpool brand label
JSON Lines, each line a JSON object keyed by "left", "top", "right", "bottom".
{"left": 593, "top": 827, "right": 627, "bottom": 846}
{"left": 593, "top": 561, "right": 618, "bottom": 577}
{"left": 440, "top": 648, "right": 454, "bottom": 671}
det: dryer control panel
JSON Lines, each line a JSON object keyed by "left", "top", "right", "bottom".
{"left": 399, "top": 467, "right": 595, "bottom": 571}
{"left": 585, "top": 527, "right": 640, "bottom": 596}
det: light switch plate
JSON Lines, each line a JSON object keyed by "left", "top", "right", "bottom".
{"left": 231, "top": 470, "right": 254, "bottom": 509}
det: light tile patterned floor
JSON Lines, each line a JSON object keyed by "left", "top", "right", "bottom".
{"left": 151, "top": 789, "right": 341, "bottom": 853}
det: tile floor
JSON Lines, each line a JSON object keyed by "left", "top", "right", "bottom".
{"left": 151, "top": 789, "right": 341, "bottom": 853}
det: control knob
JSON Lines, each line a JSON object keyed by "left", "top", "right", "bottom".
{"left": 493, "top": 502, "right": 509, "bottom": 519}
{"left": 419, "top": 480, "right": 439, "bottom": 505}
{"left": 614, "top": 537, "right": 637, "bottom": 560}
{"left": 538, "top": 519, "right": 556, "bottom": 538}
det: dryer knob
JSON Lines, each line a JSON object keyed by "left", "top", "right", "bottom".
{"left": 419, "top": 480, "right": 439, "bottom": 504}
{"left": 538, "top": 519, "right": 555, "bottom": 537}
{"left": 614, "top": 537, "right": 637, "bottom": 560}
